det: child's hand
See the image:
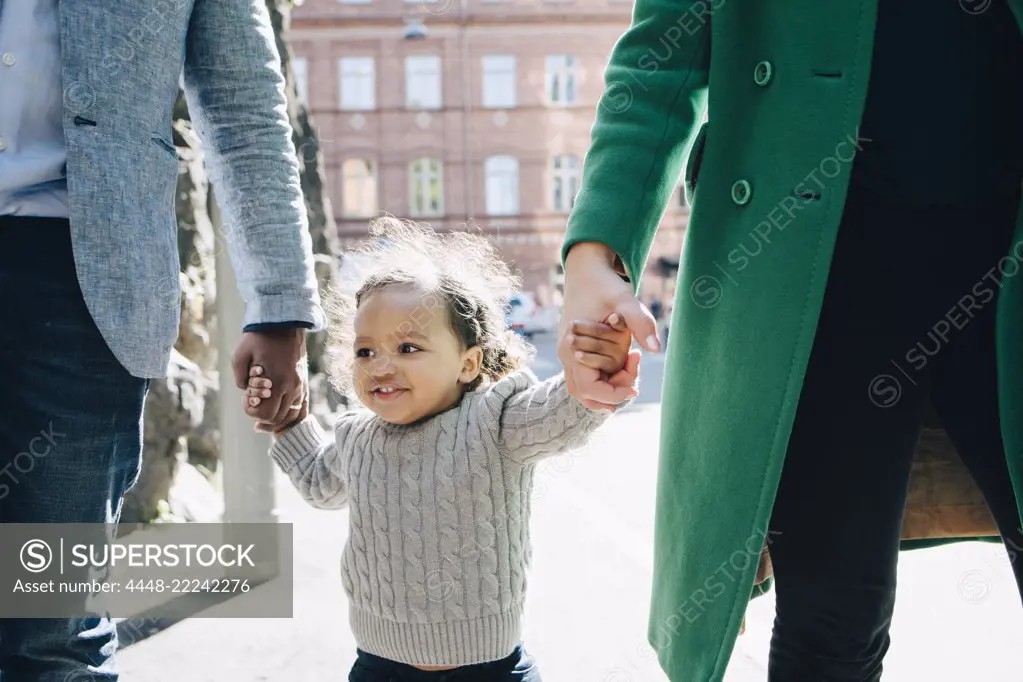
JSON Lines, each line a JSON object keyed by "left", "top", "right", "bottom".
{"left": 568, "top": 313, "right": 641, "bottom": 405}
{"left": 245, "top": 365, "right": 307, "bottom": 435}
{"left": 566, "top": 312, "right": 633, "bottom": 376}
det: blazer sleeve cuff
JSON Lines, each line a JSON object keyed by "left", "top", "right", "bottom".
{"left": 243, "top": 321, "right": 315, "bottom": 333}
{"left": 244, "top": 294, "right": 327, "bottom": 333}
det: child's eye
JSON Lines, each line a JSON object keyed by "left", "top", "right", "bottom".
{"left": 355, "top": 348, "right": 373, "bottom": 358}
{"left": 398, "top": 343, "right": 420, "bottom": 354}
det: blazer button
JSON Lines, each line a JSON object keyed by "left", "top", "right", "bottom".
{"left": 754, "top": 60, "right": 773, "bottom": 87}
{"left": 731, "top": 180, "right": 752, "bottom": 205}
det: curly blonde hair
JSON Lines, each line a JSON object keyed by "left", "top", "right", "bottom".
{"left": 324, "top": 216, "right": 534, "bottom": 398}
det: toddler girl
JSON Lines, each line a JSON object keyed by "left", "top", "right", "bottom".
{"left": 246, "top": 217, "right": 640, "bottom": 681}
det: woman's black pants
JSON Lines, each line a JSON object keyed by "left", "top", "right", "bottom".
{"left": 766, "top": 179, "right": 1023, "bottom": 681}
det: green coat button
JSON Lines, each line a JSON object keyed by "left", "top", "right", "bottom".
{"left": 731, "top": 179, "right": 752, "bottom": 205}
{"left": 754, "top": 60, "right": 773, "bottom": 86}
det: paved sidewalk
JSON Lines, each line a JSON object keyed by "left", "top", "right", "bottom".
{"left": 115, "top": 343, "right": 1023, "bottom": 680}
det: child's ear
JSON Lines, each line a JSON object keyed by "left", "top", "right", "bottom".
{"left": 459, "top": 345, "right": 484, "bottom": 384}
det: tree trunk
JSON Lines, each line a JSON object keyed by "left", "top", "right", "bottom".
{"left": 266, "top": 0, "right": 341, "bottom": 378}
{"left": 125, "top": 6, "right": 342, "bottom": 523}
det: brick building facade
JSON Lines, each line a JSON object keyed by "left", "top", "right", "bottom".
{"left": 289, "top": 0, "right": 689, "bottom": 307}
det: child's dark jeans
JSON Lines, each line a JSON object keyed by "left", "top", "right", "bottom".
{"left": 348, "top": 644, "right": 541, "bottom": 682}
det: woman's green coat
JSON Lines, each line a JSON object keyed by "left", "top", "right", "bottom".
{"left": 562, "top": 2, "right": 1023, "bottom": 680}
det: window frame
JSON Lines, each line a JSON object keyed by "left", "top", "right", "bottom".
{"left": 341, "top": 158, "right": 379, "bottom": 218}
{"left": 484, "top": 155, "right": 520, "bottom": 216}
{"left": 409, "top": 157, "right": 445, "bottom": 217}
{"left": 551, "top": 154, "right": 581, "bottom": 212}
{"left": 338, "top": 56, "right": 376, "bottom": 111}
{"left": 405, "top": 54, "right": 443, "bottom": 110}
{"left": 481, "top": 55, "right": 517, "bottom": 109}
{"left": 545, "top": 54, "right": 578, "bottom": 106}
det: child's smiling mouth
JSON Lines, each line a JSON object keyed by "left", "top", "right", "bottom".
{"left": 371, "top": 385, "right": 407, "bottom": 401}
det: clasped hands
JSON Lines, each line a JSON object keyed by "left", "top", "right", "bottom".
{"left": 227, "top": 241, "right": 659, "bottom": 432}
{"left": 558, "top": 242, "right": 662, "bottom": 412}
{"left": 232, "top": 326, "right": 310, "bottom": 434}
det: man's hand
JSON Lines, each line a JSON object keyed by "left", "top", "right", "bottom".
{"left": 233, "top": 327, "right": 308, "bottom": 431}
{"left": 245, "top": 365, "right": 309, "bottom": 436}
{"left": 558, "top": 242, "right": 660, "bottom": 411}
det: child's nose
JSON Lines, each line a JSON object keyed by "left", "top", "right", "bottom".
{"left": 369, "top": 355, "right": 395, "bottom": 377}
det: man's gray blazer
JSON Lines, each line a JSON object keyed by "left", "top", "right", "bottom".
{"left": 58, "top": 0, "right": 326, "bottom": 378}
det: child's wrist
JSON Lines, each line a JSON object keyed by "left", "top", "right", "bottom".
{"left": 272, "top": 422, "right": 298, "bottom": 438}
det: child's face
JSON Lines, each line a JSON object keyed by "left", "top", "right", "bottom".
{"left": 352, "top": 284, "right": 483, "bottom": 425}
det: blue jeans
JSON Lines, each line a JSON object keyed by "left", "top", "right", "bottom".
{"left": 0, "top": 217, "right": 149, "bottom": 681}
{"left": 349, "top": 645, "right": 541, "bottom": 682}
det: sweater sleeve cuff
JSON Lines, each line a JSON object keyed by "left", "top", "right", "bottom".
{"left": 270, "top": 416, "right": 330, "bottom": 470}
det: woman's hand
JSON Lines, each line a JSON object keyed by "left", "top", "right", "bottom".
{"left": 557, "top": 242, "right": 661, "bottom": 411}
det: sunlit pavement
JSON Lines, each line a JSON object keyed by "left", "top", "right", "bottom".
{"left": 115, "top": 333, "right": 1023, "bottom": 681}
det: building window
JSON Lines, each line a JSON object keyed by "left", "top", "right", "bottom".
{"left": 292, "top": 57, "right": 309, "bottom": 103}
{"left": 409, "top": 157, "right": 444, "bottom": 217}
{"left": 484, "top": 155, "right": 519, "bottom": 215}
{"left": 482, "top": 55, "right": 516, "bottom": 108}
{"left": 551, "top": 154, "right": 580, "bottom": 212}
{"left": 405, "top": 55, "right": 442, "bottom": 110}
{"left": 342, "top": 159, "right": 378, "bottom": 217}
{"left": 339, "top": 57, "right": 375, "bottom": 110}
{"left": 545, "top": 55, "right": 577, "bottom": 106}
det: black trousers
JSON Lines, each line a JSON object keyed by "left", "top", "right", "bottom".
{"left": 766, "top": 180, "right": 1023, "bottom": 681}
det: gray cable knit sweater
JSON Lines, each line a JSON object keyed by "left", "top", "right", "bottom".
{"left": 269, "top": 368, "right": 617, "bottom": 667}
